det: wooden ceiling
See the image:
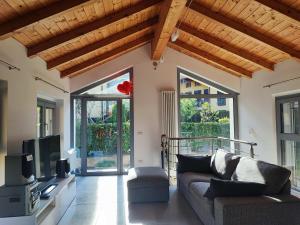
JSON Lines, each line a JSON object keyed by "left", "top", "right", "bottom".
{"left": 0, "top": 0, "right": 299, "bottom": 78}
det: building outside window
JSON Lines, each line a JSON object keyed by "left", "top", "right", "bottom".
{"left": 186, "top": 81, "right": 191, "bottom": 88}
{"left": 217, "top": 91, "right": 226, "bottom": 106}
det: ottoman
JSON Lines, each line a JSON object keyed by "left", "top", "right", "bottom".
{"left": 127, "top": 167, "right": 169, "bottom": 203}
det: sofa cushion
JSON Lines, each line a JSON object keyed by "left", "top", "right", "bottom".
{"left": 178, "top": 172, "right": 217, "bottom": 190}
{"left": 232, "top": 157, "right": 291, "bottom": 195}
{"left": 177, "top": 154, "right": 212, "bottom": 173}
{"left": 189, "top": 182, "right": 214, "bottom": 216}
{"left": 204, "top": 178, "right": 267, "bottom": 200}
{"left": 210, "top": 149, "right": 240, "bottom": 179}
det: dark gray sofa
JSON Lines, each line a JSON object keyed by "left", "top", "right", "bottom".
{"left": 177, "top": 150, "right": 300, "bottom": 225}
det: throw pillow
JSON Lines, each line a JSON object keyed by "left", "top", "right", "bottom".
{"left": 232, "top": 157, "right": 291, "bottom": 195}
{"left": 204, "top": 178, "right": 267, "bottom": 200}
{"left": 210, "top": 149, "right": 240, "bottom": 179}
{"left": 176, "top": 154, "right": 212, "bottom": 173}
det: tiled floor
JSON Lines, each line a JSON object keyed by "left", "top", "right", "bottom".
{"left": 57, "top": 176, "right": 203, "bottom": 225}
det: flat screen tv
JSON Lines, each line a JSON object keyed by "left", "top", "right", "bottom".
{"left": 39, "top": 135, "right": 61, "bottom": 180}
{"left": 23, "top": 135, "right": 61, "bottom": 181}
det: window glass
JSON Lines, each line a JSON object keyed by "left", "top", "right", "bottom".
{"left": 80, "top": 73, "right": 130, "bottom": 96}
{"left": 45, "top": 108, "right": 54, "bottom": 136}
{"left": 281, "top": 140, "right": 300, "bottom": 188}
{"left": 37, "top": 99, "right": 55, "bottom": 138}
{"left": 37, "top": 106, "right": 42, "bottom": 138}
{"left": 179, "top": 72, "right": 234, "bottom": 154}
{"left": 280, "top": 101, "right": 299, "bottom": 134}
{"left": 180, "top": 73, "right": 227, "bottom": 95}
{"left": 276, "top": 96, "right": 300, "bottom": 190}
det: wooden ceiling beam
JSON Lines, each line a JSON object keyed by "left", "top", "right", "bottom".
{"left": 168, "top": 43, "right": 243, "bottom": 77}
{"left": 179, "top": 23, "right": 274, "bottom": 71}
{"left": 189, "top": 1, "right": 300, "bottom": 59}
{"left": 27, "top": 0, "right": 161, "bottom": 57}
{"left": 151, "top": 0, "right": 187, "bottom": 60}
{"left": 0, "top": 0, "right": 89, "bottom": 36}
{"left": 255, "top": 0, "right": 300, "bottom": 22}
{"left": 61, "top": 34, "right": 154, "bottom": 78}
{"left": 47, "top": 16, "right": 158, "bottom": 69}
{"left": 171, "top": 40, "right": 252, "bottom": 77}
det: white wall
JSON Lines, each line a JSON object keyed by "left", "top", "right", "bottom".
{"left": 239, "top": 59, "right": 300, "bottom": 164}
{"left": 71, "top": 44, "right": 240, "bottom": 167}
{"left": 0, "top": 38, "right": 71, "bottom": 185}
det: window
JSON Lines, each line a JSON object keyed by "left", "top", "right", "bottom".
{"left": 276, "top": 95, "right": 300, "bottom": 190}
{"left": 217, "top": 91, "right": 226, "bottom": 106}
{"left": 71, "top": 68, "right": 134, "bottom": 175}
{"left": 194, "top": 90, "right": 202, "bottom": 107}
{"left": 37, "top": 99, "right": 56, "bottom": 138}
{"left": 178, "top": 68, "right": 238, "bottom": 154}
{"left": 204, "top": 89, "right": 209, "bottom": 103}
{"left": 186, "top": 81, "right": 191, "bottom": 88}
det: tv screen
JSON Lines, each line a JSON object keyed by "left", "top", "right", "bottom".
{"left": 39, "top": 135, "right": 61, "bottom": 180}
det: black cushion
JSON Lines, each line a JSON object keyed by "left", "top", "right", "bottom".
{"left": 232, "top": 157, "right": 291, "bottom": 195}
{"left": 204, "top": 178, "right": 267, "bottom": 200}
{"left": 176, "top": 154, "right": 212, "bottom": 173}
{"left": 210, "top": 150, "right": 240, "bottom": 179}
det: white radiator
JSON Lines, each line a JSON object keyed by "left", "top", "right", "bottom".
{"left": 161, "top": 90, "right": 177, "bottom": 138}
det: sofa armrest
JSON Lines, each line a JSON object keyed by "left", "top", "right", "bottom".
{"left": 214, "top": 195, "right": 300, "bottom": 225}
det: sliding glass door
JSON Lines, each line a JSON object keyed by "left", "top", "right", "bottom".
{"left": 71, "top": 68, "right": 133, "bottom": 175}
{"left": 85, "top": 99, "right": 119, "bottom": 173}
{"left": 80, "top": 98, "right": 131, "bottom": 175}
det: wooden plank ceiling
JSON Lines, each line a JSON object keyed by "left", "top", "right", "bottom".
{"left": 0, "top": 0, "right": 299, "bottom": 78}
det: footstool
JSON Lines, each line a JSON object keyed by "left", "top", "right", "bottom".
{"left": 127, "top": 167, "right": 169, "bottom": 203}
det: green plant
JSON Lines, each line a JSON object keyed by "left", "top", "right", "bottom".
{"left": 218, "top": 117, "right": 230, "bottom": 124}
{"left": 180, "top": 99, "right": 197, "bottom": 122}
{"left": 199, "top": 102, "right": 219, "bottom": 122}
{"left": 95, "top": 160, "right": 115, "bottom": 168}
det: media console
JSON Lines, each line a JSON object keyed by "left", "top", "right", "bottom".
{"left": 0, "top": 175, "right": 76, "bottom": 225}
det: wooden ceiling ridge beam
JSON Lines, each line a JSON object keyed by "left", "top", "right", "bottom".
{"left": 179, "top": 23, "right": 274, "bottom": 71}
{"left": 0, "top": 0, "right": 89, "bottom": 37}
{"left": 172, "top": 40, "right": 253, "bottom": 77}
{"left": 189, "top": 1, "right": 300, "bottom": 59}
{"left": 60, "top": 33, "right": 154, "bottom": 78}
{"left": 255, "top": 0, "right": 300, "bottom": 22}
{"left": 27, "top": 0, "right": 162, "bottom": 57}
{"left": 47, "top": 16, "right": 159, "bottom": 69}
{"left": 151, "top": 0, "right": 187, "bottom": 60}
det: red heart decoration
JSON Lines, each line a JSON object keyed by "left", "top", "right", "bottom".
{"left": 117, "top": 81, "right": 133, "bottom": 95}
{"left": 117, "top": 83, "right": 127, "bottom": 94}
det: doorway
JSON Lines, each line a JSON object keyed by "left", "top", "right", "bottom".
{"left": 71, "top": 68, "right": 133, "bottom": 175}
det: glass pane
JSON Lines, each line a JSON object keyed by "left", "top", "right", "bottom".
{"left": 280, "top": 101, "right": 299, "bottom": 134}
{"left": 179, "top": 98, "right": 232, "bottom": 155}
{"left": 122, "top": 99, "right": 131, "bottom": 172}
{"left": 37, "top": 106, "right": 42, "bottom": 138}
{"left": 81, "top": 73, "right": 130, "bottom": 96}
{"left": 74, "top": 99, "right": 82, "bottom": 174}
{"left": 45, "top": 108, "right": 53, "bottom": 136}
{"left": 87, "top": 100, "right": 118, "bottom": 172}
{"left": 281, "top": 140, "right": 300, "bottom": 189}
{"left": 179, "top": 73, "right": 228, "bottom": 95}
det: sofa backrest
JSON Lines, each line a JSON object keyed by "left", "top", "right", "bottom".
{"left": 232, "top": 157, "right": 291, "bottom": 195}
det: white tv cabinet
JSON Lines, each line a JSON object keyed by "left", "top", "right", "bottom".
{"left": 0, "top": 175, "right": 76, "bottom": 225}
